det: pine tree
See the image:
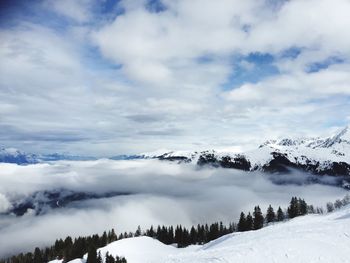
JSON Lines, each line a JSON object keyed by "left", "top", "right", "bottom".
{"left": 135, "top": 225, "right": 142, "bottom": 237}
{"left": 147, "top": 226, "right": 155, "bottom": 237}
{"left": 288, "top": 197, "right": 298, "bottom": 218}
{"left": 105, "top": 252, "right": 115, "bottom": 263}
{"left": 219, "top": 221, "right": 224, "bottom": 235}
{"left": 326, "top": 202, "right": 335, "bottom": 212}
{"left": 71, "top": 237, "right": 85, "bottom": 259}
{"left": 101, "top": 231, "right": 108, "bottom": 246}
{"left": 33, "top": 247, "right": 42, "bottom": 263}
{"left": 190, "top": 226, "right": 197, "bottom": 244}
{"left": 168, "top": 226, "right": 174, "bottom": 244}
{"left": 253, "top": 206, "right": 264, "bottom": 230}
{"left": 229, "top": 222, "right": 235, "bottom": 233}
{"left": 175, "top": 225, "right": 183, "bottom": 247}
{"left": 299, "top": 198, "right": 307, "bottom": 215}
{"left": 334, "top": 199, "right": 343, "bottom": 209}
{"left": 237, "top": 212, "right": 247, "bottom": 232}
{"left": 266, "top": 205, "right": 276, "bottom": 223}
{"left": 197, "top": 224, "right": 205, "bottom": 244}
{"left": 246, "top": 212, "right": 253, "bottom": 231}
{"left": 87, "top": 245, "right": 98, "bottom": 263}
{"left": 182, "top": 227, "right": 190, "bottom": 247}
{"left": 277, "top": 206, "right": 284, "bottom": 221}
{"left": 97, "top": 251, "right": 102, "bottom": 263}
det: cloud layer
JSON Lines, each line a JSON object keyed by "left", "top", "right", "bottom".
{"left": 0, "top": 0, "right": 350, "bottom": 154}
{"left": 0, "top": 159, "right": 347, "bottom": 257}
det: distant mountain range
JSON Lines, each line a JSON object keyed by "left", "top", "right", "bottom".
{"left": 6, "top": 189, "right": 129, "bottom": 216}
{"left": 139, "top": 125, "right": 350, "bottom": 178}
{"left": 0, "top": 148, "right": 38, "bottom": 164}
{"left": 0, "top": 149, "right": 144, "bottom": 164}
{"left": 0, "top": 149, "right": 98, "bottom": 164}
{"left": 1, "top": 126, "right": 349, "bottom": 178}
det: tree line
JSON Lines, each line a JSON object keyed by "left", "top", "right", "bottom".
{"left": 1, "top": 194, "right": 349, "bottom": 263}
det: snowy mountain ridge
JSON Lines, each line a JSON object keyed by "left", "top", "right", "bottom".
{"left": 0, "top": 148, "right": 97, "bottom": 164}
{"left": 141, "top": 126, "right": 350, "bottom": 177}
{"left": 1, "top": 126, "right": 349, "bottom": 176}
{"left": 0, "top": 148, "right": 38, "bottom": 164}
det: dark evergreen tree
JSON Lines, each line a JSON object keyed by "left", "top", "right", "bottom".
{"left": 110, "top": 229, "right": 118, "bottom": 242}
{"left": 115, "top": 256, "right": 127, "bottom": 263}
{"left": 175, "top": 225, "right": 184, "bottom": 247}
{"left": 204, "top": 224, "right": 209, "bottom": 242}
{"left": 299, "top": 198, "right": 307, "bottom": 215}
{"left": 197, "top": 224, "right": 205, "bottom": 244}
{"left": 228, "top": 222, "right": 235, "bottom": 233}
{"left": 219, "top": 221, "right": 224, "bottom": 235}
{"left": 253, "top": 206, "right": 264, "bottom": 230}
{"left": 105, "top": 252, "right": 115, "bottom": 263}
{"left": 87, "top": 245, "right": 98, "bottom": 263}
{"left": 237, "top": 212, "right": 246, "bottom": 232}
{"left": 334, "top": 199, "right": 343, "bottom": 209}
{"left": 246, "top": 212, "right": 253, "bottom": 231}
{"left": 288, "top": 197, "right": 299, "bottom": 218}
{"left": 135, "top": 226, "right": 142, "bottom": 237}
{"left": 97, "top": 251, "right": 102, "bottom": 263}
{"left": 146, "top": 226, "right": 155, "bottom": 238}
{"left": 190, "top": 226, "right": 197, "bottom": 244}
{"left": 168, "top": 226, "right": 174, "bottom": 244}
{"left": 277, "top": 206, "right": 285, "bottom": 221}
{"left": 182, "top": 227, "right": 190, "bottom": 247}
{"left": 266, "top": 205, "right": 276, "bottom": 223}
{"left": 208, "top": 222, "right": 219, "bottom": 241}
{"left": 63, "top": 236, "right": 73, "bottom": 261}
{"left": 70, "top": 237, "right": 85, "bottom": 259}
{"left": 101, "top": 231, "right": 108, "bottom": 247}
{"left": 33, "top": 247, "right": 42, "bottom": 263}
{"left": 326, "top": 202, "right": 334, "bottom": 212}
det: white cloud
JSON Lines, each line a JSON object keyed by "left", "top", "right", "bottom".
{"left": 1, "top": 0, "right": 350, "bottom": 154}
{"left": 44, "top": 0, "right": 94, "bottom": 23}
{"left": 0, "top": 160, "right": 347, "bottom": 256}
{"left": 226, "top": 64, "right": 350, "bottom": 106}
{"left": 0, "top": 193, "right": 11, "bottom": 213}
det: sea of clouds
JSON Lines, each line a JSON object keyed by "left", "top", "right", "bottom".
{"left": 0, "top": 159, "right": 347, "bottom": 257}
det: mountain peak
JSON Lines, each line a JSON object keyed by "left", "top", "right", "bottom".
{"left": 337, "top": 125, "right": 350, "bottom": 139}
{"left": 321, "top": 125, "right": 350, "bottom": 148}
{"left": 0, "top": 148, "right": 38, "bottom": 164}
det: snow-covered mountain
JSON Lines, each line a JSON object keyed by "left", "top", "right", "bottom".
{"left": 0, "top": 148, "right": 38, "bottom": 164}
{"left": 50, "top": 204, "right": 350, "bottom": 263}
{"left": 0, "top": 148, "right": 97, "bottom": 164}
{"left": 38, "top": 153, "right": 97, "bottom": 161}
{"left": 144, "top": 126, "right": 350, "bottom": 177}
{"left": 1, "top": 126, "right": 349, "bottom": 176}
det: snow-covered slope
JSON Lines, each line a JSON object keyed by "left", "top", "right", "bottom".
{"left": 96, "top": 236, "right": 190, "bottom": 263}
{"left": 60, "top": 205, "right": 350, "bottom": 263}
{"left": 148, "top": 126, "right": 350, "bottom": 177}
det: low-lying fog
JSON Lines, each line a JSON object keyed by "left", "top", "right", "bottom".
{"left": 0, "top": 159, "right": 347, "bottom": 257}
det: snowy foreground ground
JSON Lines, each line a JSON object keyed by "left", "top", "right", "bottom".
{"left": 50, "top": 205, "right": 350, "bottom": 263}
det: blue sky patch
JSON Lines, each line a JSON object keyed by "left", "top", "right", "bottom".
{"left": 146, "top": 0, "right": 167, "bottom": 13}
{"left": 306, "top": 56, "right": 345, "bottom": 73}
{"left": 222, "top": 53, "right": 279, "bottom": 90}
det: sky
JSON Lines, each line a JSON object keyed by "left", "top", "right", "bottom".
{"left": 0, "top": 159, "right": 347, "bottom": 256}
{"left": 0, "top": 0, "right": 350, "bottom": 156}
